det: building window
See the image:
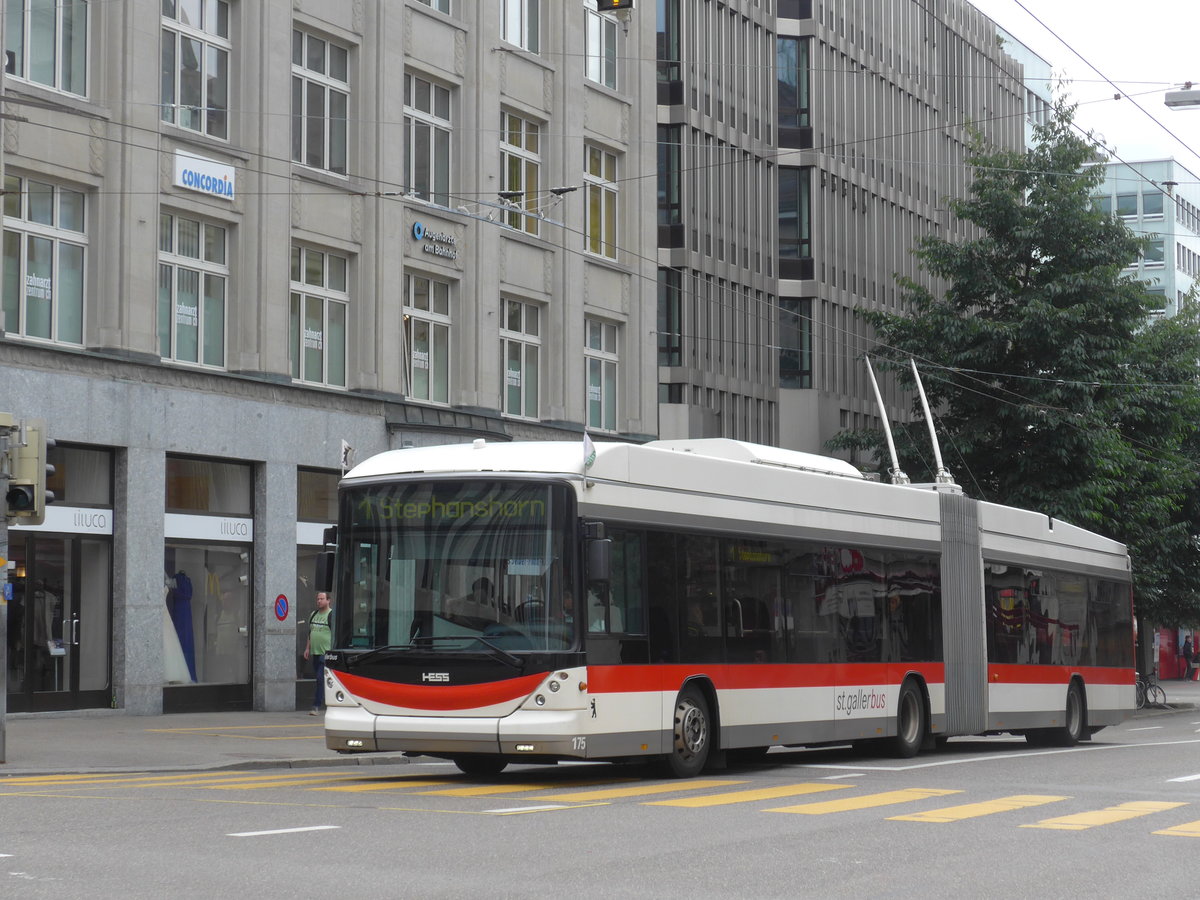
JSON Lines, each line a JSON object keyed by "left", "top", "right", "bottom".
{"left": 1143, "top": 238, "right": 1165, "bottom": 266}
{"left": 1115, "top": 193, "right": 1137, "bottom": 217}
{"left": 657, "top": 267, "right": 682, "bottom": 366}
{"left": 584, "top": 145, "right": 618, "bottom": 259}
{"left": 158, "top": 212, "right": 226, "bottom": 367}
{"left": 404, "top": 273, "right": 451, "bottom": 404}
{"left": 656, "top": 0, "right": 681, "bottom": 83}
{"left": 501, "top": 298, "right": 540, "bottom": 419}
{"left": 779, "top": 167, "right": 811, "bottom": 258}
{"left": 290, "top": 246, "right": 348, "bottom": 387}
{"left": 1142, "top": 190, "right": 1164, "bottom": 218}
{"left": 4, "top": 0, "right": 88, "bottom": 95}
{"left": 2, "top": 175, "right": 86, "bottom": 345}
{"left": 404, "top": 73, "right": 452, "bottom": 206}
{"left": 416, "top": 0, "right": 450, "bottom": 12}
{"left": 291, "top": 30, "right": 349, "bottom": 175}
{"left": 779, "top": 298, "right": 813, "bottom": 389}
{"left": 657, "top": 125, "right": 682, "bottom": 226}
{"left": 585, "top": 6, "right": 618, "bottom": 90}
{"left": 777, "top": 37, "right": 810, "bottom": 128}
{"left": 161, "top": 0, "right": 230, "bottom": 139}
{"left": 500, "top": 112, "right": 541, "bottom": 235}
{"left": 585, "top": 317, "right": 618, "bottom": 432}
{"left": 501, "top": 0, "right": 539, "bottom": 53}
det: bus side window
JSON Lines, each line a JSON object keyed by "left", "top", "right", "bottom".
{"left": 604, "top": 528, "right": 645, "bottom": 634}
{"left": 646, "top": 530, "right": 678, "bottom": 662}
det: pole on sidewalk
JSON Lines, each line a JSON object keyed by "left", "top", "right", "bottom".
{"left": 1, "top": 422, "right": 10, "bottom": 763}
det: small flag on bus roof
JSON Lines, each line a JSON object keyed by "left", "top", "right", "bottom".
{"left": 583, "top": 432, "right": 597, "bottom": 471}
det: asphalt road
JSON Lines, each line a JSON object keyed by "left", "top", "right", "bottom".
{"left": 3, "top": 710, "right": 1200, "bottom": 899}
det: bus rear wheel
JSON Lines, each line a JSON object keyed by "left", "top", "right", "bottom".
{"left": 1025, "top": 682, "right": 1086, "bottom": 747}
{"left": 663, "top": 686, "right": 711, "bottom": 778}
{"left": 889, "top": 680, "right": 925, "bottom": 758}
{"left": 453, "top": 755, "right": 509, "bottom": 777}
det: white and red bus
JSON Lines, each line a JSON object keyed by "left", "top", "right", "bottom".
{"left": 319, "top": 438, "right": 1134, "bottom": 777}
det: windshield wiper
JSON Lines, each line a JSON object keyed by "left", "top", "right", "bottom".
{"left": 471, "top": 637, "right": 524, "bottom": 669}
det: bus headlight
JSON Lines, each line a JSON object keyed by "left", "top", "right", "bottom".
{"left": 548, "top": 681, "right": 560, "bottom": 693}
{"left": 535, "top": 694, "right": 546, "bottom": 706}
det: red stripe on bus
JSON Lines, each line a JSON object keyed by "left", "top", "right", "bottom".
{"left": 586, "top": 662, "right": 947, "bottom": 693}
{"left": 337, "top": 670, "right": 545, "bottom": 711}
{"left": 987, "top": 664, "right": 1133, "bottom": 686}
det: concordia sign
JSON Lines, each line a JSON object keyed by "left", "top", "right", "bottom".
{"left": 174, "top": 150, "right": 236, "bottom": 200}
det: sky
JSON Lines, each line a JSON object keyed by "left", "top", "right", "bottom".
{"left": 966, "top": 0, "right": 1200, "bottom": 178}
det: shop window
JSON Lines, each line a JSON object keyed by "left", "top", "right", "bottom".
{"left": 165, "top": 456, "right": 252, "bottom": 515}
{"left": 163, "top": 543, "right": 250, "bottom": 685}
{"left": 47, "top": 444, "right": 112, "bottom": 507}
{"left": 297, "top": 468, "right": 338, "bottom": 522}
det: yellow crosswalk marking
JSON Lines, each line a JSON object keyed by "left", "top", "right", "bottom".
{"left": 200, "top": 773, "right": 371, "bottom": 790}
{"left": 415, "top": 779, "right": 627, "bottom": 797}
{"left": 890, "top": 795, "right": 1069, "bottom": 823}
{"left": 417, "top": 783, "right": 561, "bottom": 797}
{"left": 539, "top": 779, "right": 746, "bottom": 802}
{"left": 312, "top": 779, "right": 455, "bottom": 793}
{"left": 1154, "top": 820, "right": 1200, "bottom": 838}
{"left": 1023, "top": 801, "right": 1187, "bottom": 831}
{"left": 766, "top": 788, "right": 961, "bottom": 814}
{"left": 647, "top": 782, "right": 851, "bottom": 808}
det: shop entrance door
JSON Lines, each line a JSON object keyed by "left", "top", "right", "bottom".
{"left": 6, "top": 535, "right": 112, "bottom": 712}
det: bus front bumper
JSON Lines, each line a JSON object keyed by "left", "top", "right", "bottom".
{"left": 325, "top": 706, "right": 593, "bottom": 757}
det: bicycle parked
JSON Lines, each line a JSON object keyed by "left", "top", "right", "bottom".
{"left": 1136, "top": 670, "right": 1168, "bottom": 709}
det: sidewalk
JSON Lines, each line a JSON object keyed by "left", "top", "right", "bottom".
{"left": 0, "top": 709, "right": 411, "bottom": 777}
{"left": 2, "top": 677, "right": 1196, "bottom": 778}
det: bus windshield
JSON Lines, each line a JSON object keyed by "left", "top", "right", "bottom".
{"left": 335, "top": 479, "right": 576, "bottom": 653}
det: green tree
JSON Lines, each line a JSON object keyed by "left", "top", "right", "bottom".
{"left": 834, "top": 104, "right": 1200, "bottom": 626}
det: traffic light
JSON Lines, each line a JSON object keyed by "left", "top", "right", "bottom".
{"left": 595, "top": 0, "right": 633, "bottom": 10}
{"left": 4, "top": 417, "right": 54, "bottom": 526}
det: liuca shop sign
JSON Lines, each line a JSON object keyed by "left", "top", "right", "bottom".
{"left": 174, "top": 151, "right": 236, "bottom": 201}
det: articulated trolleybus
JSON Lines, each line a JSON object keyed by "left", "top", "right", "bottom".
{"left": 318, "top": 438, "right": 1133, "bottom": 777}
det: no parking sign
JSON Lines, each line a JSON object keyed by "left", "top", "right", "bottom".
{"left": 274, "top": 594, "right": 289, "bottom": 621}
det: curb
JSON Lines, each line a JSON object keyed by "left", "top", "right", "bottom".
{"left": 0, "top": 753, "right": 418, "bottom": 779}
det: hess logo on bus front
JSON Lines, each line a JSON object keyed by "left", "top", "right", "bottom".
{"left": 422, "top": 672, "right": 451, "bottom": 683}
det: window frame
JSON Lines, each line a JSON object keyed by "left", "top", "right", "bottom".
{"left": 4, "top": 0, "right": 90, "bottom": 96}
{"left": 584, "top": 144, "right": 619, "bottom": 259}
{"left": 501, "top": 0, "right": 539, "bottom": 53}
{"left": 403, "top": 72, "right": 453, "bottom": 207}
{"left": 289, "top": 245, "right": 349, "bottom": 388}
{"left": 584, "top": 316, "right": 619, "bottom": 432}
{"left": 585, "top": 5, "right": 618, "bottom": 90}
{"left": 2, "top": 173, "right": 87, "bottom": 346}
{"left": 500, "top": 111, "right": 541, "bottom": 235}
{"left": 160, "top": 0, "right": 231, "bottom": 140}
{"left": 291, "top": 29, "right": 350, "bottom": 176}
{"left": 403, "top": 272, "right": 452, "bottom": 405}
{"left": 158, "top": 211, "right": 228, "bottom": 369}
{"left": 500, "top": 298, "right": 541, "bottom": 420}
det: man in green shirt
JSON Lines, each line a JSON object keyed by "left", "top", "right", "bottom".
{"left": 304, "top": 591, "right": 333, "bottom": 714}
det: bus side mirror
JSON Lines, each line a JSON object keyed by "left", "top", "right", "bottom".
{"left": 315, "top": 550, "right": 335, "bottom": 593}
{"left": 587, "top": 537, "right": 612, "bottom": 584}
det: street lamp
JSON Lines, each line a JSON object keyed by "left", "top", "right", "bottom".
{"left": 1165, "top": 85, "right": 1200, "bottom": 109}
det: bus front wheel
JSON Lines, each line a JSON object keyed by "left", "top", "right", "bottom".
{"left": 453, "top": 755, "right": 509, "bottom": 777}
{"left": 663, "top": 686, "right": 711, "bottom": 778}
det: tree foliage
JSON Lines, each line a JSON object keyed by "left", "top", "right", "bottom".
{"left": 833, "top": 105, "right": 1200, "bottom": 625}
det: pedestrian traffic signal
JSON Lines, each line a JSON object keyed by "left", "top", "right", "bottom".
{"left": 4, "top": 417, "right": 54, "bottom": 526}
